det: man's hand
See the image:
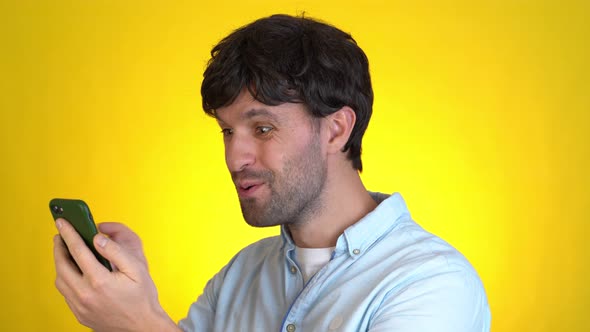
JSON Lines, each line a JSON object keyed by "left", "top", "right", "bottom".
{"left": 53, "top": 218, "right": 180, "bottom": 332}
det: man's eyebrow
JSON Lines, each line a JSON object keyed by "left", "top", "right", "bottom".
{"left": 215, "top": 108, "right": 282, "bottom": 126}
{"left": 242, "top": 108, "right": 280, "bottom": 122}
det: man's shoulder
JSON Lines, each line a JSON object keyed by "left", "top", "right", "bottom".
{"left": 365, "top": 219, "right": 491, "bottom": 330}
{"left": 382, "top": 217, "right": 478, "bottom": 275}
{"left": 229, "top": 234, "right": 284, "bottom": 264}
{"left": 350, "top": 192, "right": 479, "bottom": 277}
{"left": 241, "top": 234, "right": 283, "bottom": 251}
{"left": 210, "top": 235, "right": 283, "bottom": 284}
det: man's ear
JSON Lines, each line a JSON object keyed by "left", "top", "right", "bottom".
{"left": 325, "top": 106, "right": 356, "bottom": 154}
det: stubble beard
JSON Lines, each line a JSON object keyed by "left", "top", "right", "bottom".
{"left": 238, "top": 142, "right": 327, "bottom": 228}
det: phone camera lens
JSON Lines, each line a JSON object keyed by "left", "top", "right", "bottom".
{"left": 52, "top": 205, "right": 63, "bottom": 214}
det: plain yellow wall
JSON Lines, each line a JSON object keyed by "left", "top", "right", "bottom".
{"left": 1, "top": 1, "right": 588, "bottom": 331}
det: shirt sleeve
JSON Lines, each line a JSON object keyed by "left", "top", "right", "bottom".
{"left": 177, "top": 276, "right": 217, "bottom": 331}
{"left": 177, "top": 256, "right": 237, "bottom": 332}
{"left": 368, "top": 265, "right": 491, "bottom": 332}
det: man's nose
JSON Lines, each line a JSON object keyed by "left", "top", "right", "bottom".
{"left": 225, "top": 135, "right": 256, "bottom": 173}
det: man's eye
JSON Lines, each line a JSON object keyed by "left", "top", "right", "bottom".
{"left": 256, "top": 126, "right": 273, "bottom": 135}
{"left": 220, "top": 128, "right": 233, "bottom": 137}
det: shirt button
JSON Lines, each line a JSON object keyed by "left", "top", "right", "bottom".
{"left": 290, "top": 266, "right": 297, "bottom": 274}
{"left": 353, "top": 249, "right": 360, "bottom": 255}
{"left": 286, "top": 324, "right": 296, "bottom": 332}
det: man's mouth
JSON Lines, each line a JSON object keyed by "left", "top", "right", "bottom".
{"left": 236, "top": 181, "right": 264, "bottom": 198}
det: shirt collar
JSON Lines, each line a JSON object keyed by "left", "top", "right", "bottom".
{"left": 280, "top": 192, "right": 411, "bottom": 257}
{"left": 338, "top": 192, "right": 410, "bottom": 258}
{"left": 280, "top": 224, "right": 296, "bottom": 250}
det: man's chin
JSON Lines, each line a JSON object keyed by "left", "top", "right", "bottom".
{"left": 240, "top": 201, "right": 269, "bottom": 227}
{"left": 242, "top": 209, "right": 285, "bottom": 228}
{"left": 244, "top": 219, "right": 276, "bottom": 228}
{"left": 242, "top": 213, "right": 277, "bottom": 228}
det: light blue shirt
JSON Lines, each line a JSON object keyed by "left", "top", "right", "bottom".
{"left": 179, "top": 193, "right": 491, "bottom": 331}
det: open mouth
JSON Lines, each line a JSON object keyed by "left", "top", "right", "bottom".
{"left": 237, "top": 182, "right": 263, "bottom": 197}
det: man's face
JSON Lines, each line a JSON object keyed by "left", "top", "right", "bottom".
{"left": 215, "top": 91, "right": 327, "bottom": 228}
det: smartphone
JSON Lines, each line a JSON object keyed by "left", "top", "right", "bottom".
{"left": 49, "top": 198, "right": 112, "bottom": 271}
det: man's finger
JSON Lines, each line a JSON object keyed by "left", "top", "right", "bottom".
{"left": 55, "top": 218, "right": 109, "bottom": 278}
{"left": 97, "top": 222, "right": 142, "bottom": 247}
{"left": 98, "top": 222, "right": 147, "bottom": 264}
{"left": 93, "top": 233, "right": 144, "bottom": 281}
{"left": 53, "top": 234, "right": 84, "bottom": 298}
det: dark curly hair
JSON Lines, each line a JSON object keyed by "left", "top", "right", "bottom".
{"left": 201, "top": 14, "right": 373, "bottom": 171}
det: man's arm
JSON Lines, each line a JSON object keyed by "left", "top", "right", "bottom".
{"left": 53, "top": 218, "right": 182, "bottom": 332}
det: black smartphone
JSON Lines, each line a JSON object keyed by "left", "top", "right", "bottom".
{"left": 49, "top": 198, "right": 112, "bottom": 271}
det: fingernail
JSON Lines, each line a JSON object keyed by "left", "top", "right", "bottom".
{"left": 55, "top": 218, "right": 63, "bottom": 229}
{"left": 96, "top": 234, "right": 108, "bottom": 247}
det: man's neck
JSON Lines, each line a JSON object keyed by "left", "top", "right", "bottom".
{"left": 288, "top": 167, "right": 378, "bottom": 248}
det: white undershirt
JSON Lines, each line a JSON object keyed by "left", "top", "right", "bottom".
{"left": 295, "top": 246, "right": 335, "bottom": 284}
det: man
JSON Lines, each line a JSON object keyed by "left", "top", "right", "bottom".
{"left": 53, "top": 14, "right": 491, "bottom": 331}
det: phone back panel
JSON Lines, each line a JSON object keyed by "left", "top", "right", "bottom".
{"left": 49, "top": 198, "right": 112, "bottom": 271}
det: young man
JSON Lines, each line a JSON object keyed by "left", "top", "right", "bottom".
{"left": 53, "top": 14, "right": 491, "bottom": 331}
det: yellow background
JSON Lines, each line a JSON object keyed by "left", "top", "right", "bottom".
{"left": 1, "top": 0, "right": 588, "bottom": 331}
